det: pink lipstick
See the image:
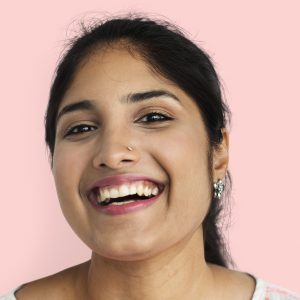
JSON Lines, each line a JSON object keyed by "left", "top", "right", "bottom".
{"left": 87, "top": 173, "right": 165, "bottom": 215}
{"left": 87, "top": 173, "right": 165, "bottom": 191}
{"left": 89, "top": 192, "right": 162, "bottom": 215}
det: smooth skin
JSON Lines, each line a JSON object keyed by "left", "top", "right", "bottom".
{"left": 16, "top": 45, "right": 255, "bottom": 300}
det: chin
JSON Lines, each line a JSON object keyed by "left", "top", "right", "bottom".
{"left": 90, "top": 235, "right": 166, "bottom": 262}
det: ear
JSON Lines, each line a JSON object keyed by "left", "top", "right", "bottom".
{"left": 212, "top": 128, "right": 229, "bottom": 182}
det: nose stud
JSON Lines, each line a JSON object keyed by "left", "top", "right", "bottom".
{"left": 127, "top": 146, "right": 133, "bottom": 151}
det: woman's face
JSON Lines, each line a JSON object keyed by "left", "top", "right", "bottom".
{"left": 52, "top": 46, "right": 227, "bottom": 260}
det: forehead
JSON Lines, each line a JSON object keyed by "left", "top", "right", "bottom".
{"left": 61, "top": 47, "right": 200, "bottom": 117}
{"left": 66, "top": 48, "right": 171, "bottom": 95}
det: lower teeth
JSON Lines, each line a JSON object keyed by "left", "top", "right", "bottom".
{"left": 109, "top": 200, "right": 136, "bottom": 205}
{"left": 98, "top": 194, "right": 154, "bottom": 206}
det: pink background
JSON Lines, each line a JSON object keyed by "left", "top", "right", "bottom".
{"left": 1, "top": 0, "right": 299, "bottom": 294}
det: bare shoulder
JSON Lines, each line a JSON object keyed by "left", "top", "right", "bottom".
{"left": 209, "top": 264, "right": 256, "bottom": 300}
{"left": 15, "top": 261, "right": 89, "bottom": 300}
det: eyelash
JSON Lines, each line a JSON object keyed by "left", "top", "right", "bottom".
{"left": 138, "top": 111, "right": 173, "bottom": 123}
{"left": 64, "top": 124, "right": 97, "bottom": 137}
{"left": 64, "top": 111, "right": 173, "bottom": 137}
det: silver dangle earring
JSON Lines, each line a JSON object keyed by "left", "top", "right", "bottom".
{"left": 213, "top": 179, "right": 225, "bottom": 199}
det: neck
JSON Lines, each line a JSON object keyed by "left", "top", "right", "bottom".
{"left": 83, "top": 229, "right": 217, "bottom": 300}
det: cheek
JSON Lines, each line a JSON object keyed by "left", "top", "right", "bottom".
{"left": 52, "top": 144, "right": 94, "bottom": 243}
{"left": 52, "top": 144, "right": 89, "bottom": 205}
{"left": 149, "top": 125, "right": 211, "bottom": 231}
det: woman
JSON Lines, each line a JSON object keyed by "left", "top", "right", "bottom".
{"left": 2, "top": 16, "right": 299, "bottom": 300}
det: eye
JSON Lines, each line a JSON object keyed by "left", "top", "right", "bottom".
{"left": 64, "top": 124, "right": 97, "bottom": 137}
{"left": 138, "top": 111, "right": 174, "bottom": 123}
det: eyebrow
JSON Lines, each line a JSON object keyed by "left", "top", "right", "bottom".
{"left": 56, "top": 89, "right": 181, "bottom": 123}
{"left": 126, "top": 90, "right": 180, "bottom": 103}
{"left": 56, "top": 100, "right": 95, "bottom": 123}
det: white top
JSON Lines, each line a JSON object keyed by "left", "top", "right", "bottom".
{"left": 1, "top": 277, "right": 299, "bottom": 299}
{"left": 251, "top": 278, "right": 300, "bottom": 300}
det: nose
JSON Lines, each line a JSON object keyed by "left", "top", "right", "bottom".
{"left": 92, "top": 126, "right": 140, "bottom": 170}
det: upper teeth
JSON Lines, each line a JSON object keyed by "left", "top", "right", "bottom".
{"left": 97, "top": 180, "right": 160, "bottom": 203}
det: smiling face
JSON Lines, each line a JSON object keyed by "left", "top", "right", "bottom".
{"left": 52, "top": 46, "right": 227, "bottom": 261}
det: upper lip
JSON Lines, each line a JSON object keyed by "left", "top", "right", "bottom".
{"left": 87, "top": 173, "right": 165, "bottom": 193}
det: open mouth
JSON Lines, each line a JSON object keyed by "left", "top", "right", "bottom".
{"left": 98, "top": 193, "right": 155, "bottom": 206}
{"left": 89, "top": 180, "right": 164, "bottom": 207}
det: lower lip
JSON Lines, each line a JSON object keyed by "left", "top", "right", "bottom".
{"left": 89, "top": 193, "right": 162, "bottom": 215}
